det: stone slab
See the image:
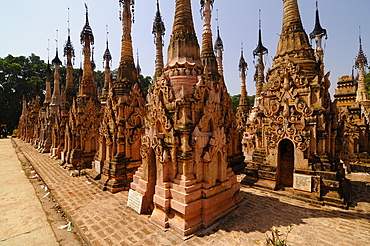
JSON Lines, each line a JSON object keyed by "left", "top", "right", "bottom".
{"left": 293, "top": 173, "right": 312, "bottom": 192}
{"left": 127, "top": 188, "right": 144, "bottom": 214}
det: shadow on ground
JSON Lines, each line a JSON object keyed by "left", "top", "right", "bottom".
{"left": 197, "top": 189, "right": 370, "bottom": 237}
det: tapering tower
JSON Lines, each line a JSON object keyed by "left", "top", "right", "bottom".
{"left": 214, "top": 16, "right": 224, "bottom": 76}
{"left": 310, "top": 0, "right": 327, "bottom": 69}
{"left": 63, "top": 4, "right": 101, "bottom": 167}
{"left": 200, "top": 0, "right": 217, "bottom": 74}
{"left": 253, "top": 10, "right": 268, "bottom": 103}
{"left": 92, "top": 0, "right": 146, "bottom": 193}
{"left": 78, "top": 4, "right": 96, "bottom": 100}
{"left": 44, "top": 61, "right": 52, "bottom": 106}
{"left": 101, "top": 27, "right": 112, "bottom": 101}
{"left": 236, "top": 46, "right": 249, "bottom": 129}
{"left": 50, "top": 40, "right": 63, "bottom": 113}
{"left": 129, "top": 0, "right": 241, "bottom": 236}
{"left": 276, "top": 0, "right": 314, "bottom": 60}
{"left": 114, "top": 0, "right": 138, "bottom": 96}
{"left": 64, "top": 21, "right": 75, "bottom": 108}
{"left": 355, "top": 31, "right": 369, "bottom": 102}
{"left": 152, "top": 0, "right": 165, "bottom": 81}
{"left": 243, "top": 0, "right": 340, "bottom": 206}
{"left": 239, "top": 46, "right": 248, "bottom": 107}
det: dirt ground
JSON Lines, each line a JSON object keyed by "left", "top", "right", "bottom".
{"left": 13, "top": 139, "right": 85, "bottom": 246}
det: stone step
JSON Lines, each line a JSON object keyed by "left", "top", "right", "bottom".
{"left": 315, "top": 171, "right": 337, "bottom": 181}
{"left": 258, "top": 170, "right": 276, "bottom": 180}
{"left": 257, "top": 163, "right": 276, "bottom": 172}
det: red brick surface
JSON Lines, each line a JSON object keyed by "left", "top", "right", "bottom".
{"left": 14, "top": 139, "right": 370, "bottom": 246}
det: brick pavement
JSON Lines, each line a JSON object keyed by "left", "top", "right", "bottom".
{"left": 13, "top": 138, "right": 370, "bottom": 246}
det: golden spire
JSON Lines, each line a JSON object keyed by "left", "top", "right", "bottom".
{"left": 214, "top": 9, "right": 224, "bottom": 76}
{"left": 78, "top": 4, "right": 96, "bottom": 98}
{"left": 115, "top": 0, "right": 138, "bottom": 96}
{"left": 51, "top": 30, "right": 62, "bottom": 108}
{"left": 102, "top": 25, "right": 112, "bottom": 100}
{"left": 44, "top": 39, "right": 52, "bottom": 105}
{"left": 64, "top": 7, "right": 75, "bottom": 107}
{"left": 254, "top": 10, "right": 268, "bottom": 102}
{"left": 200, "top": 0, "right": 217, "bottom": 73}
{"left": 118, "top": 0, "right": 134, "bottom": 65}
{"left": 355, "top": 28, "right": 369, "bottom": 102}
{"left": 153, "top": 0, "right": 165, "bottom": 80}
{"left": 167, "top": 0, "right": 200, "bottom": 66}
{"left": 239, "top": 44, "right": 249, "bottom": 108}
{"left": 276, "top": 0, "right": 312, "bottom": 58}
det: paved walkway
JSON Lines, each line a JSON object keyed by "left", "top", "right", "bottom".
{"left": 12, "top": 138, "right": 370, "bottom": 245}
{"left": 0, "top": 137, "right": 58, "bottom": 246}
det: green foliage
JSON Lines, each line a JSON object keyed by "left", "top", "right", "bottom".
{"left": 265, "top": 223, "right": 293, "bottom": 246}
{"left": 248, "top": 95, "right": 256, "bottom": 107}
{"left": 0, "top": 54, "right": 47, "bottom": 133}
{"left": 94, "top": 70, "right": 105, "bottom": 89}
{"left": 229, "top": 94, "right": 255, "bottom": 112}
{"left": 230, "top": 94, "right": 241, "bottom": 112}
{"left": 12, "top": 129, "right": 18, "bottom": 137}
{"left": 139, "top": 75, "right": 152, "bottom": 96}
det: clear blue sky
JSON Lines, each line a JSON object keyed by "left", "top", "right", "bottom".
{"left": 1, "top": 0, "right": 369, "bottom": 96}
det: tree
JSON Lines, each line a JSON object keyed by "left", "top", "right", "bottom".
{"left": 0, "top": 54, "right": 47, "bottom": 133}
{"left": 229, "top": 94, "right": 255, "bottom": 112}
{"left": 230, "top": 94, "right": 241, "bottom": 112}
{"left": 139, "top": 75, "right": 152, "bottom": 96}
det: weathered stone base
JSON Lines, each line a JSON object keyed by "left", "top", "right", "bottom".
{"left": 50, "top": 145, "right": 63, "bottom": 159}
{"left": 69, "top": 149, "right": 94, "bottom": 168}
{"left": 130, "top": 168, "right": 242, "bottom": 236}
{"left": 95, "top": 155, "right": 141, "bottom": 193}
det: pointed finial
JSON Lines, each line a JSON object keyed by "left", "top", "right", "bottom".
{"left": 216, "top": 8, "right": 219, "bottom": 27}
{"left": 214, "top": 9, "right": 223, "bottom": 52}
{"left": 152, "top": 0, "right": 165, "bottom": 38}
{"left": 55, "top": 29, "right": 58, "bottom": 49}
{"left": 258, "top": 9, "right": 261, "bottom": 30}
{"left": 239, "top": 42, "right": 248, "bottom": 72}
{"left": 253, "top": 9, "right": 268, "bottom": 57}
{"left": 103, "top": 25, "right": 112, "bottom": 62}
{"left": 106, "top": 24, "right": 109, "bottom": 45}
{"left": 355, "top": 26, "right": 368, "bottom": 68}
{"left": 85, "top": 3, "right": 89, "bottom": 23}
{"left": 310, "top": 0, "right": 327, "bottom": 40}
{"left": 52, "top": 30, "right": 62, "bottom": 65}
{"left": 68, "top": 7, "right": 71, "bottom": 36}
{"left": 136, "top": 48, "right": 141, "bottom": 75}
{"left": 80, "top": 3, "right": 94, "bottom": 45}
{"left": 47, "top": 39, "right": 50, "bottom": 62}
{"left": 91, "top": 46, "right": 96, "bottom": 70}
